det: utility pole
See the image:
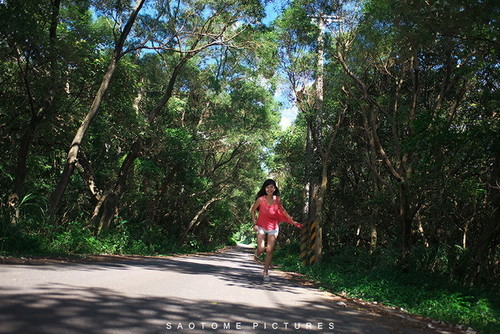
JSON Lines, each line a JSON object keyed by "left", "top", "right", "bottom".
{"left": 306, "top": 13, "right": 342, "bottom": 264}
{"left": 303, "top": 14, "right": 330, "bottom": 223}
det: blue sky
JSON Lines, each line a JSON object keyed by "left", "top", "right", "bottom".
{"left": 263, "top": 1, "right": 299, "bottom": 130}
{"left": 263, "top": 0, "right": 283, "bottom": 25}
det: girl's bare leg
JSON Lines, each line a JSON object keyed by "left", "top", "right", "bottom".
{"left": 255, "top": 233, "right": 266, "bottom": 260}
{"left": 263, "top": 235, "right": 277, "bottom": 276}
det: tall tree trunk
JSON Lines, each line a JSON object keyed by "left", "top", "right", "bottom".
{"left": 180, "top": 195, "right": 221, "bottom": 245}
{"left": 92, "top": 20, "right": 226, "bottom": 231}
{"left": 302, "top": 124, "right": 314, "bottom": 223}
{"left": 362, "top": 110, "right": 382, "bottom": 254}
{"left": 469, "top": 143, "right": 500, "bottom": 283}
{"left": 90, "top": 2, "right": 257, "bottom": 231}
{"left": 399, "top": 181, "right": 412, "bottom": 256}
{"left": 8, "top": 122, "right": 36, "bottom": 224}
{"left": 338, "top": 41, "right": 418, "bottom": 255}
{"left": 93, "top": 55, "right": 192, "bottom": 232}
{"left": 74, "top": 150, "right": 101, "bottom": 205}
{"left": 309, "top": 14, "right": 326, "bottom": 264}
{"left": 49, "top": 0, "right": 146, "bottom": 215}
{"left": 8, "top": 0, "right": 61, "bottom": 222}
{"left": 96, "top": 141, "right": 141, "bottom": 234}
{"left": 313, "top": 157, "right": 328, "bottom": 263}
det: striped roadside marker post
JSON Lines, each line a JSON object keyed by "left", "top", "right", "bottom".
{"left": 309, "top": 221, "right": 317, "bottom": 264}
{"left": 300, "top": 221, "right": 318, "bottom": 265}
{"left": 299, "top": 221, "right": 309, "bottom": 265}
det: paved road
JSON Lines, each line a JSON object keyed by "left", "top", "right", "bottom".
{"left": 0, "top": 246, "right": 451, "bottom": 333}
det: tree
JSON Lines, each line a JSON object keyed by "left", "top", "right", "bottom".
{"left": 273, "top": 0, "right": 498, "bottom": 283}
{"left": 334, "top": 0, "right": 498, "bottom": 273}
{"left": 89, "top": 0, "right": 272, "bottom": 233}
{"left": 0, "top": 0, "right": 62, "bottom": 223}
{"left": 275, "top": 0, "right": 349, "bottom": 263}
{"left": 50, "top": 0, "right": 146, "bottom": 215}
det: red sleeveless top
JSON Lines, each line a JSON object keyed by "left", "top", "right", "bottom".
{"left": 256, "top": 196, "right": 292, "bottom": 230}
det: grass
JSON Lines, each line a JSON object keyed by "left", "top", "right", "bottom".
{"left": 273, "top": 243, "right": 499, "bottom": 334}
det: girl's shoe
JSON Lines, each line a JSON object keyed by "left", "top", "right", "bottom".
{"left": 263, "top": 275, "right": 270, "bottom": 281}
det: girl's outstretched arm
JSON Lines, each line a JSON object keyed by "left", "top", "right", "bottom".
{"left": 277, "top": 197, "right": 302, "bottom": 228}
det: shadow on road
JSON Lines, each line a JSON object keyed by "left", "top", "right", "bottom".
{"left": 0, "top": 246, "right": 441, "bottom": 334}
{"left": 0, "top": 283, "right": 428, "bottom": 334}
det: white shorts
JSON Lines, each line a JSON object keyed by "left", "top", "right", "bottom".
{"left": 257, "top": 226, "right": 279, "bottom": 236}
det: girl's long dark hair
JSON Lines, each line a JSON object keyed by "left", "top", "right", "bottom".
{"left": 255, "top": 179, "right": 280, "bottom": 199}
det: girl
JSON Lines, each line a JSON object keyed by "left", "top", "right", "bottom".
{"left": 250, "top": 179, "right": 302, "bottom": 281}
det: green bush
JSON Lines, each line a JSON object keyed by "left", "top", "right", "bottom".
{"left": 0, "top": 216, "right": 183, "bottom": 256}
{"left": 50, "top": 221, "right": 99, "bottom": 254}
{"left": 0, "top": 218, "right": 49, "bottom": 255}
{"left": 274, "top": 243, "right": 500, "bottom": 333}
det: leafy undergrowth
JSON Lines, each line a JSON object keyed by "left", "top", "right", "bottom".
{"left": 273, "top": 243, "right": 499, "bottom": 334}
{"left": 0, "top": 219, "right": 228, "bottom": 258}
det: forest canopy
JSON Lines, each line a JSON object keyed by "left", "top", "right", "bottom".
{"left": 0, "top": 0, "right": 498, "bottom": 291}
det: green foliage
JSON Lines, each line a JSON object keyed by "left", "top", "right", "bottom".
{"left": 274, "top": 243, "right": 500, "bottom": 333}
{"left": 0, "top": 220, "right": 47, "bottom": 255}
{"left": 1, "top": 0, "right": 278, "bottom": 257}
{"left": 1, "top": 2, "right": 498, "bottom": 331}
{"left": 273, "top": 0, "right": 498, "bottom": 291}
{"left": 51, "top": 221, "right": 102, "bottom": 254}
{"left": 0, "top": 216, "right": 190, "bottom": 257}
{"left": 232, "top": 222, "right": 256, "bottom": 246}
